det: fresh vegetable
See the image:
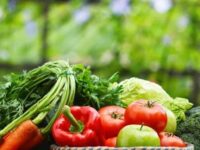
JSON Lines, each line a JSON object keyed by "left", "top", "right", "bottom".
{"left": 0, "top": 61, "right": 76, "bottom": 136}
{"left": 125, "top": 100, "right": 167, "bottom": 132}
{"left": 98, "top": 106, "right": 126, "bottom": 138}
{"left": 0, "top": 62, "right": 123, "bottom": 131}
{"left": 0, "top": 120, "right": 43, "bottom": 150}
{"left": 117, "top": 125, "right": 160, "bottom": 147}
{"left": 22, "top": 128, "right": 44, "bottom": 150}
{"left": 159, "top": 132, "right": 186, "bottom": 147}
{"left": 104, "top": 137, "right": 116, "bottom": 147}
{"left": 0, "top": 61, "right": 195, "bottom": 149}
{"left": 0, "top": 60, "right": 125, "bottom": 149}
{"left": 0, "top": 61, "right": 76, "bottom": 150}
{"left": 164, "top": 107, "right": 177, "bottom": 133}
{"left": 118, "top": 77, "right": 193, "bottom": 121}
{"left": 52, "top": 106, "right": 104, "bottom": 147}
{"left": 72, "top": 65, "right": 124, "bottom": 109}
{"left": 176, "top": 106, "right": 200, "bottom": 150}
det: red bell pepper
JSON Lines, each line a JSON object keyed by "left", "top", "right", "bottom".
{"left": 51, "top": 106, "right": 104, "bottom": 147}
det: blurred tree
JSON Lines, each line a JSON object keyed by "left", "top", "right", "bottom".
{"left": 0, "top": 0, "right": 199, "bottom": 104}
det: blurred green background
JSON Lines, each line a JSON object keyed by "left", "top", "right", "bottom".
{"left": 0, "top": 0, "right": 200, "bottom": 105}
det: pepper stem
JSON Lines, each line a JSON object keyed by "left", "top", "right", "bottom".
{"left": 63, "top": 105, "right": 84, "bottom": 133}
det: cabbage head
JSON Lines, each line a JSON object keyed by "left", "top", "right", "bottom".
{"left": 118, "top": 77, "right": 193, "bottom": 121}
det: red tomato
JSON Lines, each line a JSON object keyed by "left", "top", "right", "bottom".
{"left": 99, "top": 106, "right": 126, "bottom": 138}
{"left": 125, "top": 100, "right": 167, "bottom": 132}
{"left": 159, "top": 132, "right": 186, "bottom": 147}
{"left": 104, "top": 137, "right": 116, "bottom": 147}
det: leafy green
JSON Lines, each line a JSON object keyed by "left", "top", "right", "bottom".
{"left": 0, "top": 72, "right": 55, "bottom": 129}
{"left": 0, "top": 61, "right": 76, "bottom": 137}
{"left": 118, "top": 77, "right": 193, "bottom": 121}
{"left": 176, "top": 107, "right": 200, "bottom": 150}
{"left": 72, "top": 64, "right": 124, "bottom": 109}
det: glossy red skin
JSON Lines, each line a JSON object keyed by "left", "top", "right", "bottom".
{"left": 104, "top": 137, "right": 116, "bottom": 147}
{"left": 159, "top": 132, "right": 186, "bottom": 147}
{"left": 52, "top": 106, "right": 104, "bottom": 147}
{"left": 125, "top": 100, "right": 167, "bottom": 132}
{"left": 99, "top": 106, "right": 126, "bottom": 138}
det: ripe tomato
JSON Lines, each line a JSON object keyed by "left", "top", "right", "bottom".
{"left": 159, "top": 132, "right": 186, "bottom": 147}
{"left": 125, "top": 100, "right": 167, "bottom": 132}
{"left": 99, "top": 106, "right": 126, "bottom": 138}
{"left": 104, "top": 137, "right": 116, "bottom": 147}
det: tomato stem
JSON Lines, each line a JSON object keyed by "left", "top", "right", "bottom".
{"left": 111, "top": 112, "right": 123, "bottom": 119}
{"left": 140, "top": 124, "right": 144, "bottom": 131}
{"left": 146, "top": 101, "right": 157, "bottom": 108}
{"left": 165, "top": 132, "right": 174, "bottom": 137}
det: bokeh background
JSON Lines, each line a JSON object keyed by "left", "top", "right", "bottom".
{"left": 0, "top": 0, "right": 200, "bottom": 105}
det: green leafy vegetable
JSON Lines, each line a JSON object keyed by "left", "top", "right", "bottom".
{"left": 0, "top": 61, "right": 76, "bottom": 137}
{"left": 176, "top": 106, "right": 200, "bottom": 150}
{"left": 118, "top": 77, "right": 193, "bottom": 121}
{"left": 72, "top": 64, "right": 124, "bottom": 109}
{"left": 0, "top": 71, "right": 55, "bottom": 129}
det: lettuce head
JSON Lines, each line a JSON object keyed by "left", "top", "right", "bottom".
{"left": 118, "top": 77, "right": 193, "bottom": 121}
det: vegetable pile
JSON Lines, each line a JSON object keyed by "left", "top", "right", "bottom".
{"left": 116, "top": 100, "right": 186, "bottom": 147}
{"left": 0, "top": 60, "right": 197, "bottom": 150}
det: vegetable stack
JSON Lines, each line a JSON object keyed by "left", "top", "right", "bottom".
{"left": 0, "top": 60, "right": 195, "bottom": 149}
{"left": 0, "top": 60, "right": 123, "bottom": 150}
{"left": 0, "top": 61, "right": 76, "bottom": 150}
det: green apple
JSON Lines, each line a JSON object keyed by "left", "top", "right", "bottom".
{"left": 164, "top": 107, "right": 177, "bottom": 133}
{"left": 116, "top": 125, "right": 160, "bottom": 147}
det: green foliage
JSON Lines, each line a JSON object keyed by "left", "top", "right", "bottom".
{"left": 176, "top": 106, "right": 200, "bottom": 150}
{"left": 72, "top": 64, "right": 124, "bottom": 109}
{"left": 0, "top": 0, "right": 199, "bottom": 104}
{"left": 0, "top": 1, "right": 41, "bottom": 64}
{"left": 0, "top": 61, "right": 76, "bottom": 136}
